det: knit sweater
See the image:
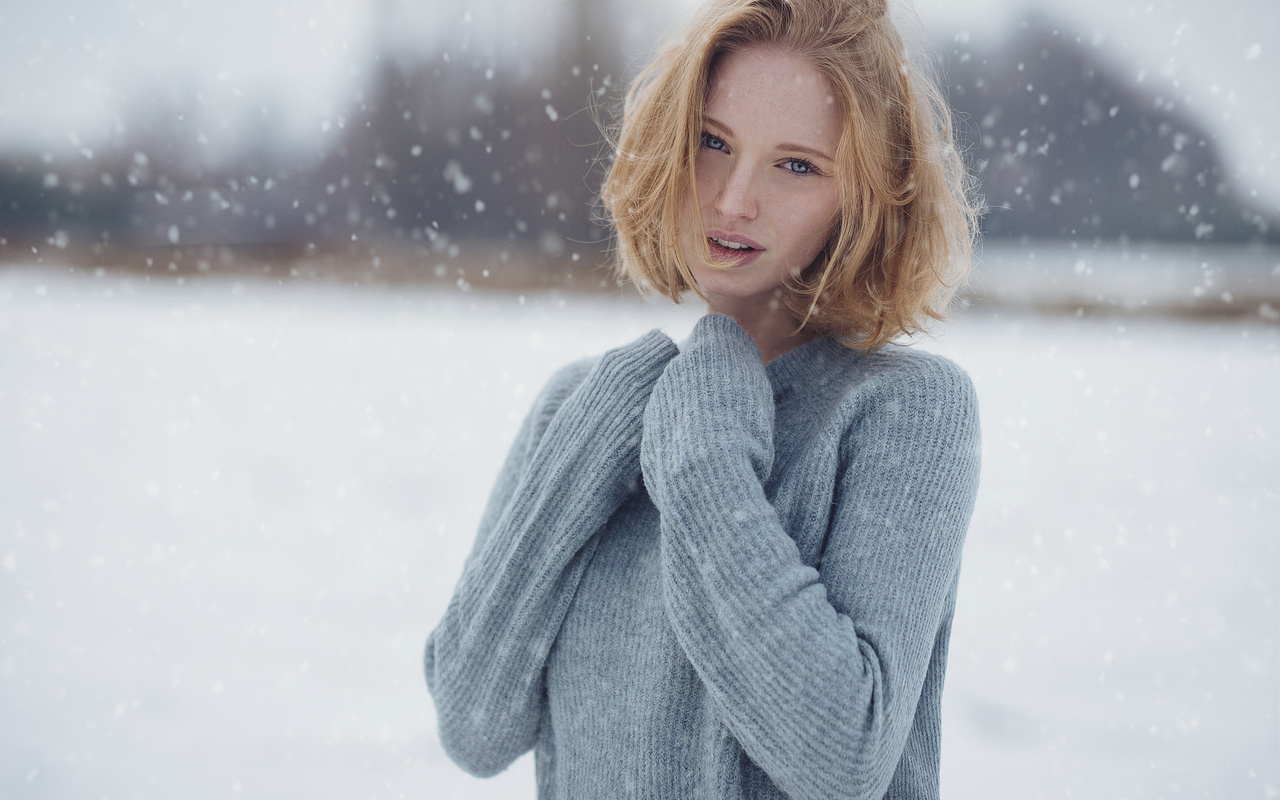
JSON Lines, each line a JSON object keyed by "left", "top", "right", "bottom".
{"left": 425, "top": 314, "right": 981, "bottom": 799}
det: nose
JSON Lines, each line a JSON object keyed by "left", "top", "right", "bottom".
{"left": 712, "top": 162, "right": 758, "bottom": 221}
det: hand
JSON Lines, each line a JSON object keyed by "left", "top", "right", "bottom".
{"left": 641, "top": 314, "right": 775, "bottom": 510}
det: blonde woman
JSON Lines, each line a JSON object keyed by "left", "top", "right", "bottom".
{"left": 425, "top": 0, "right": 982, "bottom": 797}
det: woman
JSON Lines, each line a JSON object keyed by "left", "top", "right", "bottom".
{"left": 425, "top": 0, "right": 982, "bottom": 797}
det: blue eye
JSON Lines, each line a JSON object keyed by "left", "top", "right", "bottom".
{"left": 783, "top": 158, "right": 818, "bottom": 175}
{"left": 701, "top": 132, "right": 728, "bottom": 152}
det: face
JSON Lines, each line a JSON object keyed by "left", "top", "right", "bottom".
{"left": 680, "top": 45, "right": 843, "bottom": 317}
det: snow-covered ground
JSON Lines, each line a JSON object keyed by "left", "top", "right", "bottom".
{"left": 1, "top": 264, "right": 1276, "bottom": 799}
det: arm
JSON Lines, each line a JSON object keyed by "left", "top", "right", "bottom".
{"left": 640, "top": 315, "right": 980, "bottom": 800}
{"left": 425, "top": 330, "right": 678, "bottom": 777}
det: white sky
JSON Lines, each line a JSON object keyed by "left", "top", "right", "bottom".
{"left": 1, "top": 0, "right": 1276, "bottom": 208}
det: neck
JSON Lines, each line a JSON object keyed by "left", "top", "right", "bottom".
{"left": 707, "top": 294, "right": 816, "bottom": 363}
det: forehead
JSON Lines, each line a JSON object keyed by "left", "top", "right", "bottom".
{"left": 704, "top": 45, "right": 842, "bottom": 146}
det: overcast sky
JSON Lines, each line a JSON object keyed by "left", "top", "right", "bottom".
{"left": 2, "top": 0, "right": 1276, "bottom": 208}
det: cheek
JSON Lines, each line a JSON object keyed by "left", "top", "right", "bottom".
{"left": 786, "top": 197, "right": 840, "bottom": 256}
{"left": 692, "top": 152, "right": 721, "bottom": 209}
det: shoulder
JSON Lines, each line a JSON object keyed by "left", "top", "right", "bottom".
{"left": 849, "top": 348, "right": 981, "bottom": 476}
{"left": 525, "top": 356, "right": 598, "bottom": 440}
{"left": 860, "top": 346, "right": 977, "bottom": 415}
{"left": 786, "top": 339, "right": 977, "bottom": 419}
{"left": 859, "top": 346, "right": 977, "bottom": 431}
{"left": 805, "top": 345, "right": 982, "bottom": 514}
{"left": 794, "top": 341, "right": 980, "bottom": 461}
{"left": 538, "top": 356, "right": 598, "bottom": 407}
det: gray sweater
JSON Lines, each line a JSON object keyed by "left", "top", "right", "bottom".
{"left": 425, "top": 314, "right": 981, "bottom": 799}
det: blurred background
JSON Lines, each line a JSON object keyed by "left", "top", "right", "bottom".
{"left": 3, "top": 0, "right": 1279, "bottom": 297}
{"left": 1, "top": 0, "right": 1277, "bottom": 798}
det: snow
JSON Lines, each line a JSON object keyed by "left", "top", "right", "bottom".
{"left": 1, "top": 264, "right": 1277, "bottom": 798}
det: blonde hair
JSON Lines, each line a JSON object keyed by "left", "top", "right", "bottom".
{"left": 600, "top": 0, "right": 982, "bottom": 349}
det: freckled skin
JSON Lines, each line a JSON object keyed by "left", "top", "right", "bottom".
{"left": 680, "top": 45, "right": 843, "bottom": 360}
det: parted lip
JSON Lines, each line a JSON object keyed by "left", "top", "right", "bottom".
{"left": 706, "top": 229, "right": 764, "bottom": 251}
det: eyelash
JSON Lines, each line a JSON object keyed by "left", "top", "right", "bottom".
{"left": 782, "top": 158, "right": 819, "bottom": 175}
{"left": 699, "top": 131, "right": 821, "bottom": 176}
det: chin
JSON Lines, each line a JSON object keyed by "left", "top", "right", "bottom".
{"left": 697, "top": 277, "right": 787, "bottom": 310}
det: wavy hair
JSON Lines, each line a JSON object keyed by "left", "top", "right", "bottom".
{"left": 599, "top": 0, "right": 982, "bottom": 349}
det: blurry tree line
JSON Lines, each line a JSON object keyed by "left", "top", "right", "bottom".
{"left": 1, "top": 5, "right": 1276, "bottom": 282}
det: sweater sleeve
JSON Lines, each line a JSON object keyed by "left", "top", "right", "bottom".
{"left": 640, "top": 314, "right": 980, "bottom": 800}
{"left": 426, "top": 329, "right": 678, "bottom": 777}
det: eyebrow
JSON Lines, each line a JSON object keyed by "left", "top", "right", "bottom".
{"left": 704, "top": 116, "right": 835, "bottom": 163}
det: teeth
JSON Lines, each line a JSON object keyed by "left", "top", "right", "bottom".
{"left": 710, "top": 237, "right": 753, "bottom": 251}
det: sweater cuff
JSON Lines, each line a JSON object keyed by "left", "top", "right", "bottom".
{"left": 683, "top": 313, "right": 761, "bottom": 362}
{"left": 525, "top": 329, "right": 676, "bottom": 482}
{"left": 642, "top": 316, "right": 775, "bottom": 493}
{"left": 596, "top": 328, "right": 680, "bottom": 386}
{"left": 566, "top": 330, "right": 677, "bottom": 426}
{"left": 665, "top": 314, "right": 772, "bottom": 424}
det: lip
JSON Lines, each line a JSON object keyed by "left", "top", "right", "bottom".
{"left": 706, "top": 230, "right": 764, "bottom": 251}
{"left": 705, "top": 229, "right": 765, "bottom": 267}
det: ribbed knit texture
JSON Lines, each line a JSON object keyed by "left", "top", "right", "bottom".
{"left": 426, "top": 315, "right": 981, "bottom": 800}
